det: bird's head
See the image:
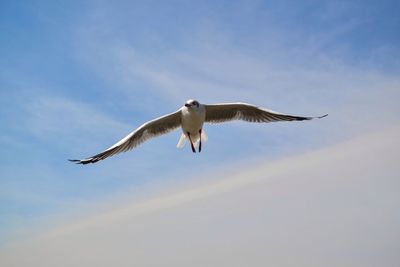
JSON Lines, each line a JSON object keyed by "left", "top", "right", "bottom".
{"left": 184, "top": 99, "right": 200, "bottom": 108}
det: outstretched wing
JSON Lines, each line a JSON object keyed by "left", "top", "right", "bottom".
{"left": 70, "top": 110, "right": 182, "bottom": 164}
{"left": 205, "top": 103, "right": 327, "bottom": 123}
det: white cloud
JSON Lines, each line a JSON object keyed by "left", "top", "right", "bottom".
{"left": 1, "top": 126, "right": 399, "bottom": 267}
{"left": 74, "top": 28, "right": 400, "bottom": 143}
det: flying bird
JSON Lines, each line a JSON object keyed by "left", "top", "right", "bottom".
{"left": 70, "top": 99, "right": 327, "bottom": 164}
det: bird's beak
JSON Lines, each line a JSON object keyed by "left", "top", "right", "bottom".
{"left": 185, "top": 103, "right": 191, "bottom": 107}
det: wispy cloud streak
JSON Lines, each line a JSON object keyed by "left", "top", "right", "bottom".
{"left": 25, "top": 96, "right": 133, "bottom": 152}
{"left": 1, "top": 126, "right": 399, "bottom": 267}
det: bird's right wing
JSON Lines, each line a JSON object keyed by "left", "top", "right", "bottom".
{"left": 70, "top": 110, "right": 182, "bottom": 164}
{"left": 205, "top": 103, "right": 327, "bottom": 123}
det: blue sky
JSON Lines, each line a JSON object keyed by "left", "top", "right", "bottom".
{"left": 1, "top": 0, "right": 399, "bottom": 244}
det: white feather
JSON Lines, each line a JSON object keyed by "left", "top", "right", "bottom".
{"left": 176, "top": 133, "right": 187, "bottom": 148}
{"left": 201, "top": 130, "right": 208, "bottom": 142}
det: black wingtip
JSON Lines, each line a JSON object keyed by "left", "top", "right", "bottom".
{"left": 68, "top": 158, "right": 99, "bottom": 165}
{"left": 317, "top": 114, "right": 328, "bottom": 119}
{"left": 68, "top": 159, "right": 83, "bottom": 164}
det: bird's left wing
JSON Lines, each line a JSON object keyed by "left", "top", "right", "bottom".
{"left": 70, "top": 110, "right": 182, "bottom": 164}
{"left": 205, "top": 103, "right": 327, "bottom": 123}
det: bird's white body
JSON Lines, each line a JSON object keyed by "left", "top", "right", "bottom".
{"left": 180, "top": 102, "right": 206, "bottom": 146}
{"left": 70, "top": 99, "right": 327, "bottom": 164}
{"left": 181, "top": 104, "right": 205, "bottom": 135}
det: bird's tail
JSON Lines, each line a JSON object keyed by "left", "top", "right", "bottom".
{"left": 176, "top": 133, "right": 187, "bottom": 148}
{"left": 193, "top": 130, "right": 208, "bottom": 147}
{"left": 201, "top": 130, "right": 208, "bottom": 142}
{"left": 176, "top": 131, "right": 208, "bottom": 149}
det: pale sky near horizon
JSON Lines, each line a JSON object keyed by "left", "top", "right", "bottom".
{"left": 1, "top": 0, "right": 399, "bottom": 258}
{"left": 1, "top": 126, "right": 399, "bottom": 267}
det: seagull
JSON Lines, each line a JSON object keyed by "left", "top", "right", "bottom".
{"left": 69, "top": 99, "right": 327, "bottom": 164}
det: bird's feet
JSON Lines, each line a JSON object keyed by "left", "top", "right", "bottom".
{"left": 191, "top": 143, "right": 196, "bottom": 153}
{"left": 198, "top": 129, "right": 202, "bottom": 153}
{"left": 187, "top": 132, "right": 196, "bottom": 153}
